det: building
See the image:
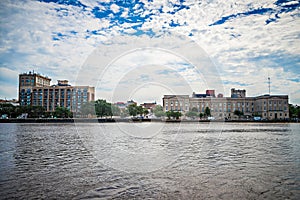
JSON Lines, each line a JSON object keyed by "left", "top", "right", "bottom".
{"left": 19, "top": 72, "right": 95, "bottom": 113}
{"left": 231, "top": 88, "right": 246, "bottom": 98}
{"left": 140, "top": 102, "right": 157, "bottom": 113}
{"left": 163, "top": 89, "right": 289, "bottom": 120}
{"left": 19, "top": 71, "right": 51, "bottom": 106}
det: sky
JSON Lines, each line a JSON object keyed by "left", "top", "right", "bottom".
{"left": 0, "top": 0, "right": 299, "bottom": 105}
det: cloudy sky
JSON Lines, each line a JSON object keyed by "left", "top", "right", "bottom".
{"left": 0, "top": 0, "right": 299, "bottom": 104}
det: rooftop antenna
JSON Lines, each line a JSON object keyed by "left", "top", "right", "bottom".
{"left": 268, "top": 76, "right": 271, "bottom": 95}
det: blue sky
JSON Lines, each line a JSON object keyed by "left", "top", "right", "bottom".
{"left": 0, "top": 0, "right": 299, "bottom": 104}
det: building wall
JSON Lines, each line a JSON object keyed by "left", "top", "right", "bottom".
{"left": 163, "top": 95, "right": 190, "bottom": 112}
{"left": 32, "top": 86, "right": 95, "bottom": 112}
{"left": 162, "top": 94, "right": 289, "bottom": 120}
{"left": 254, "top": 95, "right": 289, "bottom": 120}
{"left": 19, "top": 72, "right": 51, "bottom": 106}
{"left": 19, "top": 72, "right": 95, "bottom": 113}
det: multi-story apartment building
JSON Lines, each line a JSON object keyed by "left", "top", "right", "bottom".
{"left": 19, "top": 71, "right": 51, "bottom": 106}
{"left": 163, "top": 89, "right": 289, "bottom": 120}
{"left": 19, "top": 72, "right": 95, "bottom": 113}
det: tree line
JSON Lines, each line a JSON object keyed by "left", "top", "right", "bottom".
{"left": 0, "top": 104, "right": 72, "bottom": 118}
{"left": 1, "top": 101, "right": 300, "bottom": 119}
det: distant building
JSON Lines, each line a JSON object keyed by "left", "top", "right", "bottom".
{"left": 140, "top": 102, "right": 157, "bottom": 113}
{"left": 19, "top": 71, "right": 51, "bottom": 106}
{"left": 126, "top": 100, "right": 137, "bottom": 107}
{"left": 206, "top": 90, "right": 215, "bottom": 97}
{"left": 19, "top": 71, "right": 95, "bottom": 113}
{"left": 0, "top": 99, "right": 19, "bottom": 106}
{"left": 231, "top": 88, "right": 246, "bottom": 98}
{"left": 114, "top": 102, "right": 126, "bottom": 109}
{"left": 163, "top": 88, "right": 289, "bottom": 120}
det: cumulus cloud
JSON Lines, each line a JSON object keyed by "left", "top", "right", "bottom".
{"left": 0, "top": 0, "right": 299, "bottom": 104}
{"left": 110, "top": 4, "right": 120, "bottom": 14}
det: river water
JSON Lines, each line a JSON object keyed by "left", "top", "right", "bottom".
{"left": 0, "top": 122, "right": 299, "bottom": 199}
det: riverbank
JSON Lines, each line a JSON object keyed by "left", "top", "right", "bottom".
{"left": 0, "top": 118, "right": 297, "bottom": 123}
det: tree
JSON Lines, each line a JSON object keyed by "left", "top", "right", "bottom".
{"left": 80, "top": 101, "right": 95, "bottom": 117}
{"left": 128, "top": 104, "right": 138, "bottom": 116}
{"left": 155, "top": 111, "right": 165, "bottom": 117}
{"left": 143, "top": 108, "right": 149, "bottom": 116}
{"left": 95, "top": 99, "right": 113, "bottom": 118}
{"left": 234, "top": 110, "right": 244, "bottom": 118}
{"left": 199, "top": 113, "right": 204, "bottom": 119}
{"left": 166, "top": 111, "right": 172, "bottom": 119}
{"left": 136, "top": 105, "right": 144, "bottom": 116}
{"left": 153, "top": 105, "right": 165, "bottom": 117}
{"left": 54, "top": 107, "right": 72, "bottom": 118}
{"left": 191, "top": 107, "right": 198, "bottom": 112}
{"left": 0, "top": 103, "right": 16, "bottom": 118}
{"left": 185, "top": 111, "right": 198, "bottom": 119}
{"left": 16, "top": 105, "right": 46, "bottom": 118}
{"left": 204, "top": 107, "right": 211, "bottom": 117}
{"left": 289, "top": 104, "right": 300, "bottom": 118}
{"left": 165, "top": 110, "right": 182, "bottom": 120}
{"left": 111, "top": 104, "right": 121, "bottom": 117}
{"left": 174, "top": 111, "right": 182, "bottom": 119}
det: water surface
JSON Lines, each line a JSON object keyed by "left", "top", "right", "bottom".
{"left": 0, "top": 122, "right": 299, "bottom": 199}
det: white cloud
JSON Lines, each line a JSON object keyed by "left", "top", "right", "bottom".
{"left": 0, "top": 0, "right": 299, "bottom": 104}
{"left": 110, "top": 4, "right": 120, "bottom": 14}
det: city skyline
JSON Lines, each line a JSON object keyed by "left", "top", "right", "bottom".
{"left": 0, "top": 0, "right": 299, "bottom": 104}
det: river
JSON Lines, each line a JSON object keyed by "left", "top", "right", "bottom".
{"left": 0, "top": 122, "right": 299, "bottom": 199}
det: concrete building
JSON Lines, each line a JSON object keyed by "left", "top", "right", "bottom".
{"left": 19, "top": 71, "right": 51, "bottom": 106}
{"left": 19, "top": 72, "right": 95, "bottom": 113}
{"left": 163, "top": 89, "right": 289, "bottom": 120}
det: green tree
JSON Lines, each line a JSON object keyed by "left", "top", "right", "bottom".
{"left": 234, "top": 110, "right": 244, "bottom": 118}
{"left": 166, "top": 111, "right": 172, "bottom": 119}
{"left": 143, "top": 108, "right": 149, "bottom": 116}
{"left": 204, "top": 107, "right": 211, "bottom": 117}
{"left": 153, "top": 105, "right": 165, "bottom": 117}
{"left": 16, "top": 105, "right": 46, "bottom": 118}
{"left": 111, "top": 104, "right": 121, "bottom": 117}
{"left": 0, "top": 104, "right": 16, "bottom": 118}
{"left": 165, "top": 110, "right": 182, "bottom": 120}
{"left": 136, "top": 105, "right": 144, "bottom": 116}
{"left": 199, "top": 113, "right": 204, "bottom": 119}
{"left": 54, "top": 107, "right": 72, "bottom": 118}
{"left": 174, "top": 111, "right": 182, "bottom": 119}
{"left": 191, "top": 107, "right": 198, "bottom": 112}
{"left": 80, "top": 101, "right": 95, "bottom": 117}
{"left": 185, "top": 111, "right": 198, "bottom": 119}
{"left": 155, "top": 111, "right": 165, "bottom": 117}
{"left": 95, "top": 99, "right": 112, "bottom": 118}
{"left": 128, "top": 104, "right": 138, "bottom": 116}
{"left": 289, "top": 104, "right": 300, "bottom": 118}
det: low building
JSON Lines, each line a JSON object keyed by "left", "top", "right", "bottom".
{"left": 140, "top": 102, "right": 157, "bottom": 113}
{"left": 163, "top": 89, "right": 289, "bottom": 120}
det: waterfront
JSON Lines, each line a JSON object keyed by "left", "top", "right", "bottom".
{"left": 0, "top": 123, "right": 299, "bottom": 199}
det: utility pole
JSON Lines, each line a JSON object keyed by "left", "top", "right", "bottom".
{"left": 268, "top": 77, "right": 271, "bottom": 95}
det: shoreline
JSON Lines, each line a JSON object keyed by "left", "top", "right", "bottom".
{"left": 0, "top": 118, "right": 297, "bottom": 123}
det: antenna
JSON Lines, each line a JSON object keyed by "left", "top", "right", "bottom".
{"left": 268, "top": 76, "right": 271, "bottom": 95}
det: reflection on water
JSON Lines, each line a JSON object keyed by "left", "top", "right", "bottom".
{"left": 0, "top": 123, "right": 299, "bottom": 199}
